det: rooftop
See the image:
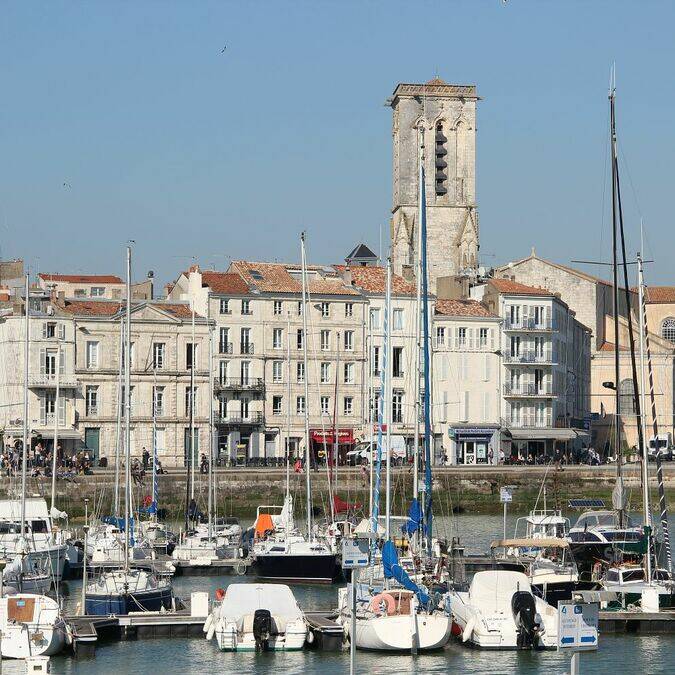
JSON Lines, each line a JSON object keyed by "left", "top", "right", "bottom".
{"left": 38, "top": 273, "right": 123, "bottom": 284}
{"left": 201, "top": 271, "right": 250, "bottom": 296}
{"left": 57, "top": 299, "right": 203, "bottom": 320}
{"left": 335, "top": 265, "right": 416, "bottom": 296}
{"left": 642, "top": 286, "right": 675, "bottom": 304}
{"left": 489, "top": 278, "right": 554, "bottom": 297}
{"left": 435, "top": 298, "right": 497, "bottom": 318}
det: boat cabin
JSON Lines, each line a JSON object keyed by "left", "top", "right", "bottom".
{"left": 514, "top": 510, "right": 570, "bottom": 540}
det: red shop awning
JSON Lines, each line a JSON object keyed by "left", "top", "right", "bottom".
{"left": 310, "top": 429, "right": 355, "bottom": 444}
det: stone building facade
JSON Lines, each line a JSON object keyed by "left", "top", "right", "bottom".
{"left": 389, "top": 78, "right": 480, "bottom": 292}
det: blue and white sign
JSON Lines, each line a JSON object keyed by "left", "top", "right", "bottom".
{"left": 558, "top": 602, "right": 599, "bottom": 651}
{"left": 341, "top": 539, "right": 369, "bottom": 569}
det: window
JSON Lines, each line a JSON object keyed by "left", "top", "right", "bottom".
{"left": 297, "top": 301, "right": 303, "bottom": 316}
{"left": 90, "top": 287, "right": 105, "bottom": 297}
{"left": 274, "top": 300, "right": 283, "bottom": 316}
{"left": 435, "top": 327, "right": 445, "bottom": 346}
{"left": 320, "top": 302, "right": 330, "bottom": 318}
{"left": 86, "top": 386, "right": 99, "bottom": 416}
{"left": 153, "top": 386, "right": 165, "bottom": 416}
{"left": 321, "top": 395, "right": 330, "bottom": 415}
{"left": 153, "top": 342, "right": 165, "bottom": 369}
{"left": 321, "top": 330, "right": 330, "bottom": 351}
{"left": 479, "top": 328, "right": 488, "bottom": 348}
{"left": 218, "top": 394, "right": 227, "bottom": 418}
{"left": 240, "top": 328, "right": 252, "bottom": 353}
{"left": 44, "top": 322, "right": 56, "bottom": 339}
{"left": 370, "top": 308, "right": 381, "bottom": 330}
{"left": 219, "top": 298, "right": 230, "bottom": 314}
{"left": 510, "top": 335, "right": 521, "bottom": 357}
{"left": 458, "top": 327, "right": 467, "bottom": 347}
{"left": 344, "top": 331, "right": 354, "bottom": 351}
{"left": 296, "top": 362, "right": 305, "bottom": 383}
{"left": 186, "top": 342, "right": 197, "bottom": 369}
{"left": 122, "top": 341, "right": 135, "bottom": 368}
{"left": 272, "top": 396, "right": 283, "bottom": 415}
{"left": 86, "top": 341, "right": 99, "bottom": 369}
{"left": 219, "top": 328, "right": 231, "bottom": 353}
{"left": 345, "top": 303, "right": 353, "bottom": 318}
{"left": 240, "top": 361, "right": 250, "bottom": 385}
{"left": 320, "top": 362, "right": 330, "bottom": 384}
{"left": 343, "top": 396, "right": 354, "bottom": 416}
{"left": 509, "top": 305, "right": 520, "bottom": 326}
{"left": 241, "top": 299, "right": 252, "bottom": 315}
{"left": 185, "top": 386, "right": 197, "bottom": 417}
{"left": 273, "top": 327, "right": 283, "bottom": 349}
{"left": 392, "top": 391, "right": 403, "bottom": 423}
{"left": 296, "top": 396, "right": 305, "bottom": 415}
{"left": 372, "top": 346, "right": 380, "bottom": 375}
{"left": 661, "top": 318, "right": 675, "bottom": 343}
{"left": 121, "top": 385, "right": 134, "bottom": 414}
{"left": 296, "top": 328, "right": 304, "bottom": 350}
{"left": 392, "top": 347, "right": 404, "bottom": 378}
{"left": 344, "top": 362, "right": 354, "bottom": 384}
{"left": 219, "top": 360, "right": 228, "bottom": 384}
{"left": 272, "top": 361, "right": 283, "bottom": 383}
{"left": 619, "top": 378, "right": 636, "bottom": 415}
{"left": 74, "top": 289, "right": 86, "bottom": 297}
{"left": 393, "top": 308, "right": 403, "bottom": 331}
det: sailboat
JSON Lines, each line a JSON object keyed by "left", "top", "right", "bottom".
{"left": 85, "top": 245, "right": 174, "bottom": 616}
{"left": 251, "top": 234, "right": 338, "bottom": 584}
{"left": 0, "top": 274, "right": 67, "bottom": 658}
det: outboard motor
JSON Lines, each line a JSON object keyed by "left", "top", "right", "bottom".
{"left": 511, "top": 591, "right": 539, "bottom": 649}
{"left": 252, "top": 609, "right": 272, "bottom": 651}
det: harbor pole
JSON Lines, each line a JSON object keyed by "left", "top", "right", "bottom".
{"left": 350, "top": 567, "right": 357, "bottom": 675}
{"left": 81, "top": 525, "right": 89, "bottom": 616}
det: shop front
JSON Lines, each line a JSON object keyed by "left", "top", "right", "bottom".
{"left": 310, "top": 428, "right": 355, "bottom": 466}
{"left": 449, "top": 426, "right": 500, "bottom": 466}
{"left": 506, "top": 428, "right": 587, "bottom": 464}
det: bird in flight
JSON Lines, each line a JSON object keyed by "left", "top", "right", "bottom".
{"left": 63, "top": 182, "right": 72, "bottom": 189}
{"left": 220, "top": 45, "right": 227, "bottom": 53}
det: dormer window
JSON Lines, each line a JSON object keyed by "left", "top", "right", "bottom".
{"left": 249, "top": 270, "right": 263, "bottom": 281}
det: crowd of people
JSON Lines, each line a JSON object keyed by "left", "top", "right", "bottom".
{"left": 1, "top": 441, "right": 94, "bottom": 478}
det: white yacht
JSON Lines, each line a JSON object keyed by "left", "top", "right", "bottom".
{"left": 601, "top": 564, "right": 675, "bottom": 609}
{"left": 0, "top": 593, "right": 67, "bottom": 658}
{"left": 204, "top": 583, "right": 307, "bottom": 651}
{"left": 448, "top": 570, "right": 558, "bottom": 650}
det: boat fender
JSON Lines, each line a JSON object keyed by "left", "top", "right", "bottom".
{"left": 462, "top": 617, "right": 476, "bottom": 643}
{"left": 306, "top": 629, "right": 315, "bottom": 644}
{"left": 206, "top": 618, "right": 217, "bottom": 641}
{"left": 370, "top": 593, "right": 395, "bottom": 616}
{"left": 203, "top": 613, "right": 213, "bottom": 634}
{"left": 215, "top": 587, "right": 226, "bottom": 601}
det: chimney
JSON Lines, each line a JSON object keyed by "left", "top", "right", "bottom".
{"left": 401, "top": 265, "right": 414, "bottom": 284}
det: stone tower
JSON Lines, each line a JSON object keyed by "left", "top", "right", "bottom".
{"left": 389, "top": 78, "right": 480, "bottom": 292}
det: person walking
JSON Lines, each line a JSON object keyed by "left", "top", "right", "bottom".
{"left": 142, "top": 446, "right": 150, "bottom": 471}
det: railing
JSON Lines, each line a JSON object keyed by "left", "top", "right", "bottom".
{"left": 503, "top": 383, "right": 554, "bottom": 397}
{"left": 214, "top": 412, "right": 265, "bottom": 426}
{"left": 503, "top": 350, "right": 554, "bottom": 364}
{"left": 40, "top": 413, "right": 66, "bottom": 426}
{"left": 29, "top": 375, "right": 79, "bottom": 388}
{"left": 240, "top": 343, "right": 255, "bottom": 355}
{"left": 507, "top": 415, "right": 553, "bottom": 429}
{"left": 213, "top": 377, "right": 265, "bottom": 393}
{"left": 218, "top": 342, "right": 233, "bottom": 355}
{"left": 504, "top": 318, "right": 554, "bottom": 331}
{"left": 85, "top": 406, "right": 99, "bottom": 417}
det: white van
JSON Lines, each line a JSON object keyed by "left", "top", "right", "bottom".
{"left": 346, "top": 436, "right": 407, "bottom": 466}
{"left": 648, "top": 434, "right": 673, "bottom": 461}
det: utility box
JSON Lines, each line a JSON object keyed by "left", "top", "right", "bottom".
{"left": 191, "top": 591, "right": 210, "bottom": 617}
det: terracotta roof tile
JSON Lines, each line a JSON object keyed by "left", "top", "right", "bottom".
{"left": 39, "top": 273, "right": 123, "bottom": 284}
{"left": 230, "top": 261, "right": 360, "bottom": 296}
{"left": 643, "top": 286, "right": 675, "bottom": 304}
{"left": 489, "top": 278, "right": 553, "bottom": 296}
{"left": 435, "top": 299, "right": 497, "bottom": 318}
{"left": 58, "top": 299, "right": 204, "bottom": 320}
{"left": 335, "top": 265, "right": 416, "bottom": 296}
{"left": 201, "top": 271, "right": 250, "bottom": 295}
{"left": 597, "top": 341, "right": 629, "bottom": 352}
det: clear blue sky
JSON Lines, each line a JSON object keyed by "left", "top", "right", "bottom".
{"left": 1, "top": 1, "right": 674, "bottom": 289}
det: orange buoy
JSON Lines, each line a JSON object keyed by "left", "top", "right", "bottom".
{"left": 370, "top": 592, "right": 395, "bottom": 616}
{"left": 215, "top": 588, "right": 225, "bottom": 601}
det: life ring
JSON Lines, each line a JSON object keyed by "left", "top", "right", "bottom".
{"left": 370, "top": 593, "right": 395, "bottom": 616}
{"left": 235, "top": 561, "right": 247, "bottom": 576}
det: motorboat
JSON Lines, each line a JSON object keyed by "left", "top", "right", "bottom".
{"left": 514, "top": 509, "right": 570, "bottom": 541}
{"left": 138, "top": 521, "right": 175, "bottom": 556}
{"left": 204, "top": 583, "right": 307, "bottom": 651}
{"left": 448, "top": 570, "right": 558, "bottom": 649}
{"left": 491, "top": 538, "right": 581, "bottom": 606}
{"left": 0, "top": 593, "right": 67, "bottom": 658}
{"left": 2, "top": 553, "right": 52, "bottom": 594}
{"left": 601, "top": 564, "right": 675, "bottom": 609}
{"left": 84, "top": 568, "right": 174, "bottom": 615}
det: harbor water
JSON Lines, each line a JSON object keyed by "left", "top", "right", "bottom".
{"left": 10, "top": 514, "right": 675, "bottom": 673}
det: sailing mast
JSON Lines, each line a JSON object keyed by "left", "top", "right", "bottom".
{"left": 152, "top": 366, "right": 158, "bottom": 522}
{"left": 113, "top": 318, "right": 124, "bottom": 518}
{"left": 208, "top": 291, "right": 214, "bottom": 540}
{"left": 50, "top": 341, "right": 61, "bottom": 512}
{"left": 384, "top": 259, "right": 392, "bottom": 542}
{"left": 123, "top": 244, "right": 132, "bottom": 571}
{"left": 285, "top": 310, "right": 292, "bottom": 505}
{"left": 300, "top": 233, "right": 313, "bottom": 540}
{"left": 20, "top": 274, "right": 29, "bottom": 541}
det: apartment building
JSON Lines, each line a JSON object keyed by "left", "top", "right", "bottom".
{"left": 37, "top": 273, "right": 125, "bottom": 300}
{"left": 433, "top": 299, "right": 502, "bottom": 465}
{"left": 168, "top": 262, "right": 367, "bottom": 463}
{"left": 477, "top": 278, "right": 591, "bottom": 461}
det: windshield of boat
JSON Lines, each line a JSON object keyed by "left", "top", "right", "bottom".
{"left": 621, "top": 569, "right": 645, "bottom": 583}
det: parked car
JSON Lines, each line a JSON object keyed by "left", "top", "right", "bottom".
{"left": 648, "top": 434, "right": 674, "bottom": 461}
{"left": 346, "top": 436, "right": 407, "bottom": 466}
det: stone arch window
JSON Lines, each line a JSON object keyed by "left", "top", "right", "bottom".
{"left": 434, "top": 122, "right": 448, "bottom": 196}
{"left": 619, "top": 378, "right": 636, "bottom": 416}
{"left": 661, "top": 317, "right": 675, "bottom": 343}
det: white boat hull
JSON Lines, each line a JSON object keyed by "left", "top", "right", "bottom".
{"left": 214, "top": 618, "right": 306, "bottom": 651}
{"left": 348, "top": 613, "right": 451, "bottom": 652}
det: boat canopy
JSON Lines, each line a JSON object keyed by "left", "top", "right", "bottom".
{"left": 254, "top": 514, "right": 275, "bottom": 539}
{"left": 490, "top": 537, "right": 570, "bottom": 549}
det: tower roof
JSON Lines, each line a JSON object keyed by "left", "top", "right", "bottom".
{"left": 390, "top": 79, "right": 479, "bottom": 104}
{"left": 345, "top": 243, "right": 378, "bottom": 264}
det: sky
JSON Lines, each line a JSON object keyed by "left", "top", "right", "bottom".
{"left": 1, "top": 1, "right": 674, "bottom": 290}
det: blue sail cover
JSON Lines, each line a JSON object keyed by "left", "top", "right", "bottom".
{"left": 382, "top": 540, "right": 430, "bottom": 605}
{"left": 403, "top": 498, "right": 425, "bottom": 536}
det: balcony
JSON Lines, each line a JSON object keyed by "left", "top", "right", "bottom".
{"left": 215, "top": 411, "right": 265, "bottom": 426}
{"left": 503, "top": 350, "right": 555, "bottom": 365}
{"left": 503, "top": 383, "right": 554, "bottom": 397}
{"left": 240, "top": 343, "right": 255, "bottom": 355}
{"left": 218, "top": 342, "right": 233, "bottom": 355}
{"left": 507, "top": 415, "right": 553, "bottom": 429}
{"left": 29, "top": 375, "right": 79, "bottom": 389}
{"left": 504, "top": 318, "right": 555, "bottom": 331}
{"left": 214, "top": 377, "right": 265, "bottom": 394}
